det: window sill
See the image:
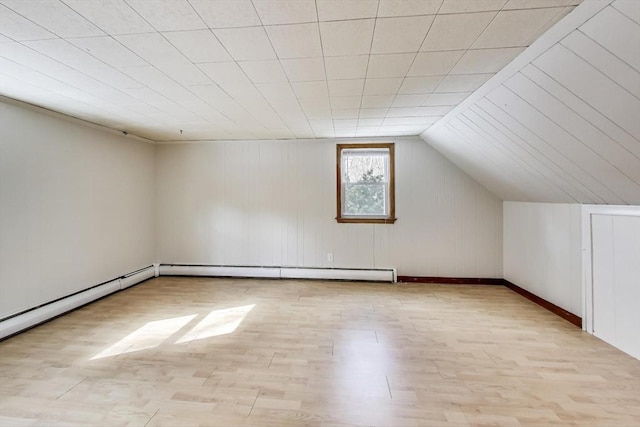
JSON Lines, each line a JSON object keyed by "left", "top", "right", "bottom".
{"left": 336, "top": 217, "right": 397, "bottom": 224}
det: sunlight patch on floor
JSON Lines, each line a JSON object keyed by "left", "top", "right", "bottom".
{"left": 90, "top": 304, "right": 255, "bottom": 359}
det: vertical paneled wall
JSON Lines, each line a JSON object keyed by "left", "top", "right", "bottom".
{"left": 503, "top": 202, "right": 582, "bottom": 315}
{"left": 591, "top": 213, "right": 640, "bottom": 358}
{"left": 0, "top": 100, "right": 156, "bottom": 319}
{"left": 156, "top": 137, "right": 503, "bottom": 277}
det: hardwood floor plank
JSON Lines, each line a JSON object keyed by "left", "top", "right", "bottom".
{"left": 0, "top": 277, "right": 638, "bottom": 426}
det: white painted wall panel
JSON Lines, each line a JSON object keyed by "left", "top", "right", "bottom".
{"left": 592, "top": 214, "right": 640, "bottom": 358}
{"left": 423, "top": 1, "right": 640, "bottom": 204}
{"left": 0, "top": 100, "right": 156, "bottom": 319}
{"left": 156, "top": 137, "right": 503, "bottom": 277}
{"left": 503, "top": 202, "right": 582, "bottom": 315}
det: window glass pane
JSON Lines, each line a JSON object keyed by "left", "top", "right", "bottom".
{"left": 342, "top": 151, "right": 388, "bottom": 184}
{"left": 344, "top": 183, "right": 386, "bottom": 216}
{"left": 336, "top": 143, "right": 395, "bottom": 224}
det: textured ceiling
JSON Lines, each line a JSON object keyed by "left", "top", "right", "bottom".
{"left": 423, "top": 0, "right": 640, "bottom": 204}
{"left": 0, "top": 0, "right": 579, "bottom": 141}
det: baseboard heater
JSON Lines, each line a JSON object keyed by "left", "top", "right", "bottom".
{"left": 159, "top": 264, "right": 397, "bottom": 283}
{"left": 0, "top": 265, "right": 155, "bottom": 340}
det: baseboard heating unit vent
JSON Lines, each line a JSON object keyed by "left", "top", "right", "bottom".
{"left": 159, "top": 264, "right": 396, "bottom": 283}
{"left": 0, "top": 265, "right": 155, "bottom": 340}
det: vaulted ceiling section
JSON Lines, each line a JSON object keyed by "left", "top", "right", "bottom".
{"left": 422, "top": 0, "right": 640, "bottom": 204}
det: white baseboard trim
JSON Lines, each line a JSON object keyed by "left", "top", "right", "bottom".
{"left": 159, "top": 264, "right": 397, "bottom": 283}
{"left": 0, "top": 265, "right": 154, "bottom": 340}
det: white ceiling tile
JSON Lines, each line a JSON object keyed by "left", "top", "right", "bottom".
{"left": 408, "top": 50, "right": 464, "bottom": 76}
{"left": 423, "top": 92, "right": 471, "bottom": 106}
{"left": 298, "top": 96, "right": 331, "bottom": 115}
{"left": 281, "top": 57, "right": 326, "bottom": 81}
{"left": 214, "top": 27, "right": 276, "bottom": 60}
{"left": 190, "top": 84, "right": 250, "bottom": 119}
{"left": 366, "top": 53, "right": 415, "bottom": 78}
{"left": 392, "top": 94, "right": 428, "bottom": 107}
{"left": 115, "top": 33, "right": 189, "bottom": 66}
{"left": 472, "top": 8, "right": 564, "bottom": 48}
{"left": 421, "top": 12, "right": 495, "bottom": 51}
{"left": 612, "top": 0, "right": 640, "bottom": 25}
{"left": 253, "top": 0, "right": 317, "bottom": 25}
{"left": 0, "top": 4, "right": 57, "bottom": 41}
{"left": 2, "top": 0, "right": 104, "bottom": 37}
{"left": 255, "top": 81, "right": 298, "bottom": 104}
{"left": 372, "top": 16, "right": 434, "bottom": 54}
{"left": 163, "top": 30, "right": 231, "bottom": 63}
{"left": 439, "top": 0, "right": 506, "bottom": 14}
{"left": 377, "top": 127, "right": 424, "bottom": 135}
{"left": 377, "top": 0, "right": 441, "bottom": 17}
{"left": 320, "top": 19, "right": 374, "bottom": 56}
{"left": 358, "top": 117, "right": 383, "bottom": 126}
{"left": 316, "top": 0, "right": 378, "bottom": 21}
{"left": 330, "top": 96, "right": 361, "bottom": 109}
{"left": 356, "top": 127, "right": 381, "bottom": 136}
{"left": 331, "top": 108, "right": 360, "bottom": 118}
{"left": 435, "top": 73, "right": 493, "bottom": 92}
{"left": 119, "top": 66, "right": 185, "bottom": 97}
{"left": 363, "top": 78, "right": 403, "bottom": 95}
{"left": 126, "top": 0, "right": 205, "bottom": 31}
{"left": 383, "top": 116, "right": 440, "bottom": 125}
{"left": 386, "top": 106, "right": 451, "bottom": 116}
{"left": 359, "top": 108, "right": 388, "bottom": 118}
{"left": 239, "top": 60, "right": 288, "bottom": 83}
{"left": 398, "top": 76, "right": 442, "bottom": 94}
{"left": 265, "top": 23, "right": 322, "bottom": 59}
{"left": 198, "top": 61, "right": 253, "bottom": 88}
{"left": 333, "top": 118, "right": 358, "bottom": 128}
{"left": 0, "top": 41, "right": 92, "bottom": 86}
{"left": 309, "top": 119, "right": 333, "bottom": 128}
{"left": 361, "top": 95, "right": 394, "bottom": 108}
{"left": 68, "top": 36, "right": 147, "bottom": 67}
{"left": 189, "top": 0, "right": 261, "bottom": 28}
{"left": 503, "top": 0, "right": 579, "bottom": 10}
{"left": 324, "top": 55, "right": 368, "bottom": 79}
{"left": 305, "top": 108, "right": 332, "bottom": 119}
{"left": 0, "top": 34, "right": 13, "bottom": 43}
{"left": 450, "top": 47, "right": 523, "bottom": 74}
{"left": 22, "top": 38, "right": 106, "bottom": 69}
{"left": 83, "top": 65, "right": 144, "bottom": 90}
{"left": 328, "top": 79, "right": 364, "bottom": 97}
{"left": 292, "top": 81, "right": 328, "bottom": 98}
{"left": 334, "top": 129, "right": 356, "bottom": 137}
{"left": 157, "top": 64, "right": 212, "bottom": 86}
{"left": 64, "top": 0, "right": 154, "bottom": 35}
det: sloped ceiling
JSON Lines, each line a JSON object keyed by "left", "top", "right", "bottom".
{"left": 0, "top": 0, "right": 579, "bottom": 141}
{"left": 422, "top": 0, "right": 640, "bottom": 204}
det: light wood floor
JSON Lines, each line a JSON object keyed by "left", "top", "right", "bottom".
{"left": 0, "top": 277, "right": 638, "bottom": 427}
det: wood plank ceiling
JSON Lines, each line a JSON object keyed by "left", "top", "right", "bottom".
{"left": 422, "top": 0, "right": 640, "bottom": 204}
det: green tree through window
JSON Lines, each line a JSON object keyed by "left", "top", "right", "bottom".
{"left": 344, "top": 168, "right": 385, "bottom": 215}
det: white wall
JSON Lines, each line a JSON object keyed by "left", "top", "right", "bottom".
{"left": 156, "top": 137, "right": 503, "bottom": 278}
{"left": 584, "top": 206, "right": 640, "bottom": 358}
{"left": 503, "top": 201, "right": 582, "bottom": 315}
{"left": 0, "top": 100, "right": 156, "bottom": 319}
{"left": 423, "top": 0, "right": 640, "bottom": 204}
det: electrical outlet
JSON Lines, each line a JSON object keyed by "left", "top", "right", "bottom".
{"left": 327, "top": 253, "right": 333, "bottom": 262}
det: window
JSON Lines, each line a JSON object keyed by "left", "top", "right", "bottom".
{"left": 336, "top": 143, "right": 396, "bottom": 224}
